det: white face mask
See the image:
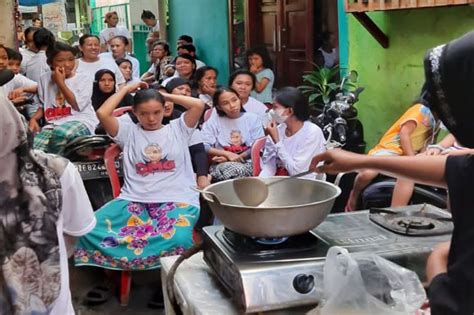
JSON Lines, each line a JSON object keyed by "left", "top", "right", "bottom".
{"left": 268, "top": 108, "right": 288, "bottom": 124}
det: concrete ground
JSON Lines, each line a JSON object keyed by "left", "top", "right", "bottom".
{"left": 70, "top": 259, "right": 165, "bottom": 315}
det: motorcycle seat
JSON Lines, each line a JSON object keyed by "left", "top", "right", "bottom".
{"left": 63, "top": 135, "right": 111, "bottom": 161}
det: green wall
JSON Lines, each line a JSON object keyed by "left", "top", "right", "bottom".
{"left": 167, "top": 0, "right": 230, "bottom": 85}
{"left": 347, "top": 7, "right": 474, "bottom": 150}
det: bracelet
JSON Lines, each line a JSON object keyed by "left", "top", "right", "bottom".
{"left": 427, "top": 144, "right": 445, "bottom": 151}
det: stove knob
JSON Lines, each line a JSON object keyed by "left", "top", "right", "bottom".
{"left": 293, "top": 274, "right": 315, "bottom": 294}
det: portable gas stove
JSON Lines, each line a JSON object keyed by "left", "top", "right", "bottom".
{"left": 202, "top": 204, "right": 453, "bottom": 313}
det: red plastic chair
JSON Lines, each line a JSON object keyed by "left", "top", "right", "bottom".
{"left": 113, "top": 106, "right": 133, "bottom": 117}
{"left": 251, "top": 137, "right": 267, "bottom": 176}
{"left": 103, "top": 144, "right": 131, "bottom": 306}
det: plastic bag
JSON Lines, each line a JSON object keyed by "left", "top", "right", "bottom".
{"left": 311, "top": 246, "right": 426, "bottom": 315}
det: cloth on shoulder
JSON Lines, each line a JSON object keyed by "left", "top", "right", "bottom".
{"left": 0, "top": 88, "right": 68, "bottom": 314}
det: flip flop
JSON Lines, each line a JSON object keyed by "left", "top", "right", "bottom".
{"left": 84, "top": 285, "right": 111, "bottom": 306}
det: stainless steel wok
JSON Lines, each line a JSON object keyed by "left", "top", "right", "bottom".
{"left": 200, "top": 177, "right": 341, "bottom": 238}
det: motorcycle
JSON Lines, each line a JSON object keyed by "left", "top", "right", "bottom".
{"left": 314, "top": 74, "right": 447, "bottom": 211}
{"left": 63, "top": 135, "right": 121, "bottom": 210}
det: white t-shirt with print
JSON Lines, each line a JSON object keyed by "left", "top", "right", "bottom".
{"left": 259, "top": 121, "right": 326, "bottom": 179}
{"left": 100, "top": 52, "right": 141, "bottom": 80}
{"left": 117, "top": 113, "right": 203, "bottom": 147}
{"left": 114, "top": 115, "right": 200, "bottom": 206}
{"left": 99, "top": 26, "right": 131, "bottom": 46}
{"left": 1, "top": 73, "right": 37, "bottom": 95}
{"left": 50, "top": 162, "right": 96, "bottom": 315}
{"left": 243, "top": 96, "right": 268, "bottom": 126}
{"left": 24, "top": 50, "right": 50, "bottom": 83}
{"left": 38, "top": 71, "right": 99, "bottom": 133}
{"left": 201, "top": 111, "right": 264, "bottom": 152}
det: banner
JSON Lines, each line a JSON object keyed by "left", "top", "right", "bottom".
{"left": 19, "top": 0, "right": 61, "bottom": 6}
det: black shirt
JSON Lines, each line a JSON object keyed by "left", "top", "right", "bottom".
{"left": 429, "top": 154, "right": 474, "bottom": 315}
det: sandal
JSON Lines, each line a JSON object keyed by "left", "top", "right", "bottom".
{"left": 84, "top": 285, "right": 111, "bottom": 306}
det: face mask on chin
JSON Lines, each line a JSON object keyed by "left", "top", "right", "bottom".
{"left": 268, "top": 108, "right": 288, "bottom": 124}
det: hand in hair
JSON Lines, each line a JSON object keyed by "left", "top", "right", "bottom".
{"left": 125, "top": 81, "right": 148, "bottom": 94}
{"left": 159, "top": 92, "right": 205, "bottom": 128}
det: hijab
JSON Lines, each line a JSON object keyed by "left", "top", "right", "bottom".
{"left": 91, "top": 69, "right": 116, "bottom": 111}
{"left": 423, "top": 31, "right": 474, "bottom": 148}
{"left": 0, "top": 87, "right": 67, "bottom": 314}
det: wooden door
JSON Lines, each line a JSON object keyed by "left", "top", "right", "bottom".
{"left": 248, "top": 0, "right": 314, "bottom": 87}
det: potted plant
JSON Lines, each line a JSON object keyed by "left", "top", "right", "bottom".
{"left": 299, "top": 64, "right": 358, "bottom": 117}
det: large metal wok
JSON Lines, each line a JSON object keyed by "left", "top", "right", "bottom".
{"left": 200, "top": 177, "right": 341, "bottom": 238}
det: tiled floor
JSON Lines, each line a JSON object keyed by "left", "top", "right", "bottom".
{"left": 70, "top": 260, "right": 165, "bottom": 315}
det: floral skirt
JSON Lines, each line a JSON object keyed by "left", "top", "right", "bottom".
{"left": 74, "top": 199, "right": 199, "bottom": 270}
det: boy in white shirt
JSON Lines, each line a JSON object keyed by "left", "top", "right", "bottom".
{"left": 5, "top": 47, "right": 39, "bottom": 118}
{"left": 32, "top": 42, "right": 98, "bottom": 154}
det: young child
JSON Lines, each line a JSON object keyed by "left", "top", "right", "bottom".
{"left": 345, "top": 102, "right": 439, "bottom": 211}
{"left": 260, "top": 87, "right": 326, "bottom": 179}
{"left": 32, "top": 42, "right": 99, "bottom": 154}
{"left": 201, "top": 86, "right": 264, "bottom": 181}
{"left": 99, "top": 11, "right": 132, "bottom": 52}
{"left": 247, "top": 46, "right": 274, "bottom": 106}
{"left": 2, "top": 47, "right": 38, "bottom": 117}
{"left": 229, "top": 69, "right": 268, "bottom": 125}
{"left": 74, "top": 83, "right": 204, "bottom": 301}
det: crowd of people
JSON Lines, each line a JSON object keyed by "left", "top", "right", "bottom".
{"left": 1, "top": 8, "right": 473, "bottom": 315}
{"left": 0, "top": 9, "right": 329, "bottom": 313}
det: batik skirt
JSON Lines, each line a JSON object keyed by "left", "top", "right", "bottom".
{"left": 33, "top": 121, "right": 90, "bottom": 155}
{"left": 74, "top": 199, "right": 199, "bottom": 270}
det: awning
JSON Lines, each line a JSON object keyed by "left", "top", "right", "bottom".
{"left": 19, "top": 0, "right": 61, "bottom": 6}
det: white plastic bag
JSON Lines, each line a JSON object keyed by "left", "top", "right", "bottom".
{"left": 312, "top": 246, "right": 426, "bottom": 315}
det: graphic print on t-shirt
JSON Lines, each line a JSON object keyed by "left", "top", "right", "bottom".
{"left": 135, "top": 143, "right": 176, "bottom": 176}
{"left": 223, "top": 129, "right": 249, "bottom": 154}
{"left": 45, "top": 90, "right": 72, "bottom": 121}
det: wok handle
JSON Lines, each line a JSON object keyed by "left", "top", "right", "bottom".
{"left": 334, "top": 172, "right": 347, "bottom": 187}
{"left": 190, "top": 186, "right": 222, "bottom": 205}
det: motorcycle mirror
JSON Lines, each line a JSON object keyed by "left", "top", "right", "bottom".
{"left": 349, "top": 70, "right": 359, "bottom": 83}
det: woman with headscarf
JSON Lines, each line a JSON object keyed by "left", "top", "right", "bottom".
{"left": 309, "top": 31, "right": 474, "bottom": 315}
{"left": 0, "top": 76, "right": 96, "bottom": 314}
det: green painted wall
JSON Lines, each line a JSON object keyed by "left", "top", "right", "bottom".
{"left": 347, "top": 7, "right": 474, "bottom": 150}
{"left": 167, "top": 0, "right": 230, "bottom": 85}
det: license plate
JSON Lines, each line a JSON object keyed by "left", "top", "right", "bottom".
{"left": 74, "top": 160, "right": 122, "bottom": 180}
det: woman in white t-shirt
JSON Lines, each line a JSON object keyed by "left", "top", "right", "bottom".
{"left": 99, "top": 11, "right": 132, "bottom": 53}
{"left": 229, "top": 69, "right": 269, "bottom": 126}
{"left": 33, "top": 42, "right": 99, "bottom": 155}
{"left": 260, "top": 87, "right": 326, "bottom": 180}
{"left": 195, "top": 66, "right": 218, "bottom": 108}
{"left": 75, "top": 83, "right": 204, "bottom": 286}
{"left": 202, "top": 86, "right": 264, "bottom": 182}
{"left": 76, "top": 35, "right": 126, "bottom": 92}
{"left": 100, "top": 36, "right": 140, "bottom": 80}
{"left": 0, "top": 88, "right": 95, "bottom": 315}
